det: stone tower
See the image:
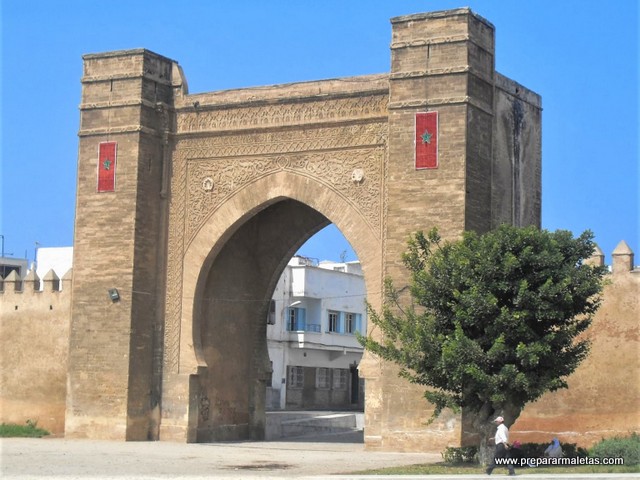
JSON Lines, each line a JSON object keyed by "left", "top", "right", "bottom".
{"left": 66, "top": 50, "right": 184, "bottom": 440}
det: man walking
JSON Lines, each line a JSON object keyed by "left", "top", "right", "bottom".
{"left": 486, "top": 416, "right": 515, "bottom": 476}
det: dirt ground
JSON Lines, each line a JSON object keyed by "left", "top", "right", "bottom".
{"left": 1, "top": 435, "right": 438, "bottom": 479}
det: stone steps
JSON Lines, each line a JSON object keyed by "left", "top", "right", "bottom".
{"left": 265, "top": 411, "right": 363, "bottom": 440}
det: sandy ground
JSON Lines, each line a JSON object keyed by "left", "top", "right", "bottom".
{"left": 1, "top": 434, "right": 438, "bottom": 479}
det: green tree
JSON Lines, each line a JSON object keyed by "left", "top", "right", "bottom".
{"left": 359, "top": 225, "right": 606, "bottom": 462}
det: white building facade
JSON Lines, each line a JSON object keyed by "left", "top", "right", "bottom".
{"left": 266, "top": 256, "right": 367, "bottom": 410}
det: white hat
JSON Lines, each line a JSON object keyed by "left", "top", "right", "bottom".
{"left": 494, "top": 416, "right": 504, "bottom": 423}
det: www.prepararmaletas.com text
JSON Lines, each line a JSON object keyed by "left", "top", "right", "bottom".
{"left": 496, "top": 456, "right": 625, "bottom": 467}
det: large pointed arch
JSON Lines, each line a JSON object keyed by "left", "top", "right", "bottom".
{"left": 175, "top": 170, "right": 382, "bottom": 441}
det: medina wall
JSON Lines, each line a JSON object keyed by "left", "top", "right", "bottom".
{"left": 0, "top": 270, "right": 72, "bottom": 435}
{"left": 511, "top": 243, "right": 639, "bottom": 447}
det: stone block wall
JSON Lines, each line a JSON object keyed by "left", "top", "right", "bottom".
{"left": 2, "top": 242, "right": 636, "bottom": 446}
{"left": 511, "top": 242, "right": 639, "bottom": 447}
{"left": 0, "top": 270, "right": 72, "bottom": 435}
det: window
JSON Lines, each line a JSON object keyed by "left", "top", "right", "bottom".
{"left": 328, "top": 311, "right": 339, "bottom": 332}
{"left": 344, "top": 312, "right": 362, "bottom": 334}
{"left": 333, "top": 369, "right": 348, "bottom": 390}
{"left": 316, "top": 367, "right": 330, "bottom": 389}
{"left": 287, "top": 307, "right": 306, "bottom": 331}
{"left": 288, "top": 366, "right": 304, "bottom": 389}
{"left": 345, "top": 313, "right": 355, "bottom": 333}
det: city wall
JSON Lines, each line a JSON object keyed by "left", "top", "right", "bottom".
{"left": 1, "top": 245, "right": 637, "bottom": 447}
{"left": 0, "top": 269, "right": 72, "bottom": 434}
{"left": 512, "top": 242, "right": 639, "bottom": 446}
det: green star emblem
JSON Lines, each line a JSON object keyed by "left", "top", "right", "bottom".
{"left": 421, "top": 130, "right": 433, "bottom": 144}
{"left": 103, "top": 159, "right": 111, "bottom": 170}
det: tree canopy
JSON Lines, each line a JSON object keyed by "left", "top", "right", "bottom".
{"left": 359, "top": 225, "right": 607, "bottom": 432}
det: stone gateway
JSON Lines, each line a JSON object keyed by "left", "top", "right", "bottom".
{"left": 66, "top": 8, "right": 542, "bottom": 449}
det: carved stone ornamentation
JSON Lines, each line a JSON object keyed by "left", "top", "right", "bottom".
{"left": 202, "top": 177, "right": 214, "bottom": 192}
{"left": 176, "top": 94, "right": 388, "bottom": 134}
{"left": 351, "top": 168, "right": 365, "bottom": 184}
{"left": 185, "top": 147, "right": 384, "bottom": 248}
{"left": 163, "top": 119, "right": 389, "bottom": 374}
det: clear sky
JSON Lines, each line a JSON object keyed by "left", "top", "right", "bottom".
{"left": 1, "top": 0, "right": 638, "bottom": 266}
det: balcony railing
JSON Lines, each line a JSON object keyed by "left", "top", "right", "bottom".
{"left": 287, "top": 322, "right": 321, "bottom": 333}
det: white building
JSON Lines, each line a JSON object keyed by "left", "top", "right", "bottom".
{"left": 35, "top": 246, "right": 73, "bottom": 279}
{"left": 266, "top": 256, "right": 367, "bottom": 411}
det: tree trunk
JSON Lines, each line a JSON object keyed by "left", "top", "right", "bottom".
{"left": 466, "top": 403, "right": 522, "bottom": 466}
{"left": 477, "top": 422, "right": 496, "bottom": 466}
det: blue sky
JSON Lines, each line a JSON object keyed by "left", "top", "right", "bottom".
{"left": 1, "top": 1, "right": 638, "bottom": 266}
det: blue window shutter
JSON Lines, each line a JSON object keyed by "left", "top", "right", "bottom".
{"left": 356, "top": 314, "right": 362, "bottom": 334}
{"left": 299, "top": 308, "right": 306, "bottom": 330}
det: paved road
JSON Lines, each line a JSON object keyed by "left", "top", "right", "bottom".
{"left": 1, "top": 436, "right": 638, "bottom": 479}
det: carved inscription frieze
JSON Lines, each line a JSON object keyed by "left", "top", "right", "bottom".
{"left": 175, "top": 122, "right": 387, "bottom": 159}
{"left": 177, "top": 94, "right": 388, "bottom": 133}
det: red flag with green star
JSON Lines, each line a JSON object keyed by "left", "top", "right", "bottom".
{"left": 97, "top": 142, "right": 117, "bottom": 192}
{"left": 415, "top": 112, "right": 438, "bottom": 169}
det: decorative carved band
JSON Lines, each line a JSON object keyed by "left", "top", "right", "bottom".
{"left": 389, "top": 67, "right": 470, "bottom": 79}
{"left": 184, "top": 147, "right": 385, "bottom": 248}
{"left": 391, "top": 34, "right": 470, "bottom": 49}
{"left": 391, "top": 34, "right": 493, "bottom": 55}
{"left": 175, "top": 122, "right": 387, "bottom": 159}
{"left": 79, "top": 99, "right": 171, "bottom": 111}
{"left": 81, "top": 72, "right": 174, "bottom": 85}
{"left": 176, "top": 94, "right": 388, "bottom": 134}
{"left": 164, "top": 148, "right": 187, "bottom": 374}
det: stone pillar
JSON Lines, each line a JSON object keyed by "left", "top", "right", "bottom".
{"left": 66, "top": 49, "right": 181, "bottom": 440}
{"left": 585, "top": 244, "right": 605, "bottom": 267}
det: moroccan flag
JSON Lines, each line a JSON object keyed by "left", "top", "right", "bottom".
{"left": 97, "top": 142, "right": 117, "bottom": 192}
{"left": 415, "top": 112, "right": 438, "bottom": 169}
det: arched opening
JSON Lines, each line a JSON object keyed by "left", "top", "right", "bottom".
{"left": 192, "top": 199, "right": 368, "bottom": 442}
{"left": 174, "top": 168, "right": 383, "bottom": 443}
{"left": 265, "top": 224, "right": 366, "bottom": 439}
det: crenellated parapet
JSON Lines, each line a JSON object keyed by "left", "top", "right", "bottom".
{"left": 0, "top": 268, "right": 72, "bottom": 314}
{"left": 1, "top": 268, "right": 71, "bottom": 292}
{"left": 587, "top": 240, "right": 638, "bottom": 275}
